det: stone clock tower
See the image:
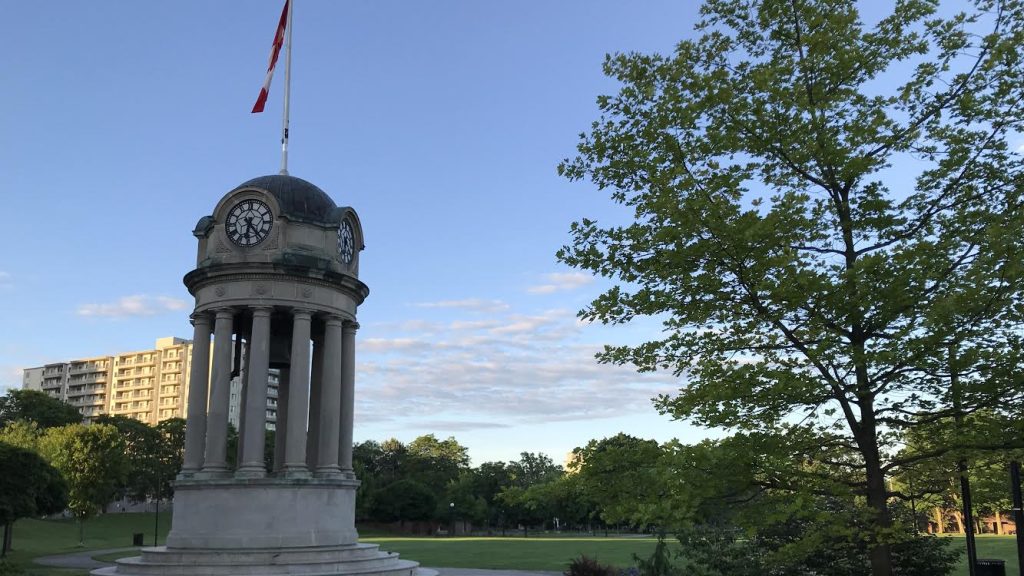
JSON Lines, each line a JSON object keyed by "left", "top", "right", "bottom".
{"left": 95, "top": 175, "right": 429, "bottom": 576}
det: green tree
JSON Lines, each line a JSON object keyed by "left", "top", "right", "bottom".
{"left": 405, "top": 434, "right": 470, "bottom": 510}
{"left": 94, "top": 415, "right": 163, "bottom": 501}
{"left": 371, "top": 479, "right": 437, "bottom": 524}
{"left": 463, "top": 461, "right": 515, "bottom": 528}
{"left": 0, "top": 390, "right": 81, "bottom": 430}
{"left": 0, "top": 421, "right": 42, "bottom": 452}
{"left": 571, "top": 434, "right": 666, "bottom": 526}
{"left": 155, "top": 417, "right": 186, "bottom": 495}
{"left": 0, "top": 443, "right": 67, "bottom": 557}
{"left": 38, "top": 424, "right": 127, "bottom": 544}
{"left": 507, "top": 452, "right": 563, "bottom": 488}
{"left": 559, "top": 1, "right": 1024, "bottom": 573}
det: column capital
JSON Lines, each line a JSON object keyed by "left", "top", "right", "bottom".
{"left": 250, "top": 305, "right": 274, "bottom": 316}
{"left": 343, "top": 321, "right": 360, "bottom": 333}
{"left": 189, "top": 312, "right": 212, "bottom": 327}
{"left": 292, "top": 308, "right": 314, "bottom": 320}
{"left": 324, "top": 315, "right": 344, "bottom": 327}
{"left": 212, "top": 307, "right": 235, "bottom": 320}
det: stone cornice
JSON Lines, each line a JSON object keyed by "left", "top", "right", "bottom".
{"left": 183, "top": 263, "right": 369, "bottom": 304}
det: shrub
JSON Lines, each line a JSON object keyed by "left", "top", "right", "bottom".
{"left": 0, "top": 559, "right": 25, "bottom": 576}
{"left": 633, "top": 533, "right": 683, "bottom": 576}
{"left": 565, "top": 555, "right": 617, "bottom": 576}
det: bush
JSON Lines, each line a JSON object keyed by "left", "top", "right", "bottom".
{"left": 633, "top": 533, "right": 683, "bottom": 576}
{"left": 0, "top": 559, "right": 25, "bottom": 576}
{"left": 670, "top": 516, "right": 960, "bottom": 576}
{"left": 565, "top": 555, "right": 617, "bottom": 576}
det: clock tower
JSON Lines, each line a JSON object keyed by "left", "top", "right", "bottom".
{"left": 94, "top": 175, "right": 430, "bottom": 576}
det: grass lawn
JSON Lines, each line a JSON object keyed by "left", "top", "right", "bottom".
{"left": 4, "top": 513, "right": 1022, "bottom": 576}
{"left": 947, "top": 535, "right": 1020, "bottom": 576}
{"left": 362, "top": 536, "right": 659, "bottom": 571}
{"left": 3, "top": 512, "right": 170, "bottom": 576}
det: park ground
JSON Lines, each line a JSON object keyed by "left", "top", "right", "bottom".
{"left": 1, "top": 513, "right": 1017, "bottom": 576}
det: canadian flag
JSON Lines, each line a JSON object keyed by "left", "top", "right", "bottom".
{"left": 252, "top": 0, "right": 290, "bottom": 114}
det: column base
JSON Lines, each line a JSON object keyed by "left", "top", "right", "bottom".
{"left": 235, "top": 467, "right": 267, "bottom": 479}
{"left": 195, "top": 468, "right": 233, "bottom": 480}
{"left": 282, "top": 466, "right": 312, "bottom": 479}
{"left": 315, "top": 466, "right": 342, "bottom": 478}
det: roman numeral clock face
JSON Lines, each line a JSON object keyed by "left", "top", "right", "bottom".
{"left": 338, "top": 220, "right": 354, "bottom": 265}
{"left": 226, "top": 199, "right": 273, "bottom": 247}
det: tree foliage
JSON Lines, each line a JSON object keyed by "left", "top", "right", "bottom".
{"left": 0, "top": 390, "right": 81, "bottom": 430}
{"left": 0, "top": 442, "right": 67, "bottom": 556}
{"left": 571, "top": 434, "right": 667, "bottom": 526}
{"left": 37, "top": 424, "right": 127, "bottom": 540}
{"left": 560, "top": 0, "right": 1024, "bottom": 573}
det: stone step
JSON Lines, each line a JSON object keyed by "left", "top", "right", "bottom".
{"left": 112, "top": 553, "right": 414, "bottom": 576}
{"left": 96, "top": 557, "right": 421, "bottom": 576}
{"left": 139, "top": 544, "right": 386, "bottom": 565}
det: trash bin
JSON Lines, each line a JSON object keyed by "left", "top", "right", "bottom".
{"left": 976, "top": 559, "right": 1006, "bottom": 576}
{"left": 132, "top": 533, "right": 144, "bottom": 546}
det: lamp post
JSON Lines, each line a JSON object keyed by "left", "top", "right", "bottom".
{"left": 449, "top": 502, "right": 455, "bottom": 537}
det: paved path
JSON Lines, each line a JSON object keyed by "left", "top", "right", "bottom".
{"left": 34, "top": 548, "right": 562, "bottom": 576}
{"left": 34, "top": 547, "right": 137, "bottom": 569}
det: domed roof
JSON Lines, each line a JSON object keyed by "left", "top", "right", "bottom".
{"left": 232, "top": 174, "right": 338, "bottom": 224}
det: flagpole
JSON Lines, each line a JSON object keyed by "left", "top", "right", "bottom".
{"left": 279, "top": 0, "right": 294, "bottom": 175}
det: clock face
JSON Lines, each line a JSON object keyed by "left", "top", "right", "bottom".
{"left": 225, "top": 199, "right": 273, "bottom": 247}
{"left": 338, "top": 220, "right": 355, "bottom": 265}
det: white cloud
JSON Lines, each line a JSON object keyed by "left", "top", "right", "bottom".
{"left": 355, "top": 301, "right": 679, "bottom": 432}
{"left": 77, "top": 295, "right": 190, "bottom": 318}
{"left": 1016, "top": 141, "right": 1024, "bottom": 153}
{"left": 0, "top": 366, "right": 23, "bottom": 395}
{"left": 527, "top": 271, "right": 594, "bottom": 294}
{"left": 414, "top": 299, "right": 510, "bottom": 313}
{"left": 0, "top": 271, "right": 12, "bottom": 289}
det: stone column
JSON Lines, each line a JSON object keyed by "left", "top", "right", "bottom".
{"left": 284, "top": 309, "right": 312, "bottom": 476}
{"left": 316, "top": 315, "right": 343, "bottom": 476}
{"left": 236, "top": 339, "right": 250, "bottom": 465}
{"left": 180, "top": 313, "right": 212, "bottom": 475}
{"left": 202, "top": 308, "right": 234, "bottom": 474}
{"left": 306, "top": 329, "right": 324, "bottom": 470}
{"left": 339, "top": 321, "right": 358, "bottom": 473}
{"left": 273, "top": 369, "right": 289, "bottom": 473}
{"left": 238, "top": 306, "right": 272, "bottom": 477}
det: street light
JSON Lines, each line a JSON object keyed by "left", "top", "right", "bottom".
{"left": 449, "top": 502, "right": 455, "bottom": 537}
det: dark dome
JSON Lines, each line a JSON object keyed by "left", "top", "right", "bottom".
{"left": 232, "top": 175, "right": 337, "bottom": 224}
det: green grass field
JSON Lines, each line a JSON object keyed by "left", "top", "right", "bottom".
{"left": 2, "top": 513, "right": 1020, "bottom": 576}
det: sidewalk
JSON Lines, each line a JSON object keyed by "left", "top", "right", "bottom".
{"left": 34, "top": 547, "right": 137, "bottom": 570}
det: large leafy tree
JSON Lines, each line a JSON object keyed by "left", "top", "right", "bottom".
{"left": 570, "top": 434, "right": 667, "bottom": 526}
{"left": 506, "top": 452, "right": 563, "bottom": 488}
{"left": 38, "top": 424, "right": 127, "bottom": 544}
{"left": 0, "top": 390, "right": 81, "bottom": 429}
{"left": 0, "top": 442, "right": 67, "bottom": 557}
{"left": 559, "top": 1, "right": 1024, "bottom": 573}
{"left": 94, "top": 415, "right": 163, "bottom": 501}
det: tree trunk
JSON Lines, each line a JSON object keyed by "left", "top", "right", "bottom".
{"left": 865, "top": 457, "right": 895, "bottom": 576}
{"left": 933, "top": 507, "right": 945, "bottom": 534}
{"left": 1, "top": 521, "right": 10, "bottom": 557}
{"left": 858, "top": 394, "right": 896, "bottom": 576}
{"left": 953, "top": 510, "right": 965, "bottom": 534}
{"left": 995, "top": 510, "right": 1003, "bottom": 535}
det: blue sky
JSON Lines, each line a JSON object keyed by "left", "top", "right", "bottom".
{"left": 0, "top": 1, "right": 722, "bottom": 464}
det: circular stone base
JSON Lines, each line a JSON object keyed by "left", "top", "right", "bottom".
{"left": 90, "top": 544, "right": 435, "bottom": 576}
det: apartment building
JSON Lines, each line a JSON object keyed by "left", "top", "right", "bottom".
{"left": 22, "top": 337, "right": 277, "bottom": 428}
